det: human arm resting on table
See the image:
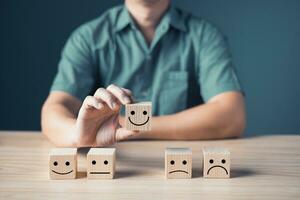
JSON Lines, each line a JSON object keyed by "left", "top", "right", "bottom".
{"left": 42, "top": 27, "right": 136, "bottom": 147}
{"left": 131, "top": 91, "right": 246, "bottom": 140}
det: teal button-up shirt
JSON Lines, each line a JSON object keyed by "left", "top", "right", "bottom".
{"left": 51, "top": 5, "right": 242, "bottom": 116}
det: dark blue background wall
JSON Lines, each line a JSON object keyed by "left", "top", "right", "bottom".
{"left": 1, "top": 0, "right": 299, "bottom": 135}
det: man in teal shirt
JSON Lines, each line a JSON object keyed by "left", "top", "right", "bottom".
{"left": 42, "top": 0, "right": 246, "bottom": 147}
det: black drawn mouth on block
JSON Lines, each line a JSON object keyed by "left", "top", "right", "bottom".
{"left": 128, "top": 117, "right": 150, "bottom": 126}
{"left": 52, "top": 170, "right": 73, "bottom": 175}
{"left": 169, "top": 170, "right": 189, "bottom": 174}
{"left": 90, "top": 172, "right": 110, "bottom": 174}
{"left": 207, "top": 165, "right": 228, "bottom": 175}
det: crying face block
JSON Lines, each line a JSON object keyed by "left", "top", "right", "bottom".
{"left": 202, "top": 147, "right": 230, "bottom": 178}
{"left": 165, "top": 148, "right": 192, "bottom": 179}
{"left": 49, "top": 148, "right": 77, "bottom": 180}
{"left": 125, "top": 102, "right": 152, "bottom": 131}
{"left": 87, "top": 148, "right": 116, "bottom": 179}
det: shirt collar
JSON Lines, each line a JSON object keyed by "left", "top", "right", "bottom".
{"left": 114, "top": 6, "right": 136, "bottom": 33}
{"left": 114, "top": 5, "right": 186, "bottom": 33}
{"left": 166, "top": 5, "right": 187, "bottom": 32}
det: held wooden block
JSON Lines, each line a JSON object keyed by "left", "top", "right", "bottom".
{"left": 49, "top": 148, "right": 77, "bottom": 180}
{"left": 125, "top": 102, "right": 152, "bottom": 131}
{"left": 202, "top": 147, "right": 230, "bottom": 179}
{"left": 87, "top": 148, "right": 116, "bottom": 179}
{"left": 165, "top": 148, "right": 192, "bottom": 179}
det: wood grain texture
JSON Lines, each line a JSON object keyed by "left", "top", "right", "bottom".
{"left": 125, "top": 102, "right": 152, "bottom": 131}
{"left": 49, "top": 148, "right": 77, "bottom": 180}
{"left": 203, "top": 147, "right": 230, "bottom": 178}
{"left": 0, "top": 131, "right": 300, "bottom": 200}
{"left": 165, "top": 148, "right": 192, "bottom": 179}
{"left": 87, "top": 148, "right": 116, "bottom": 179}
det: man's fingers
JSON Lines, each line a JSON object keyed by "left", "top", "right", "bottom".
{"left": 95, "top": 115, "right": 118, "bottom": 147}
{"left": 115, "top": 128, "right": 139, "bottom": 141}
{"left": 121, "top": 87, "right": 135, "bottom": 102}
{"left": 94, "top": 88, "right": 118, "bottom": 109}
{"left": 107, "top": 84, "right": 132, "bottom": 105}
{"left": 121, "top": 87, "right": 133, "bottom": 96}
{"left": 82, "top": 96, "right": 103, "bottom": 109}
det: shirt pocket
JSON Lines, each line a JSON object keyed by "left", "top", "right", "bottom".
{"left": 158, "top": 71, "right": 189, "bottom": 115}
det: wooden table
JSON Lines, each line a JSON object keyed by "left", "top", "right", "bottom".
{"left": 0, "top": 131, "right": 300, "bottom": 199}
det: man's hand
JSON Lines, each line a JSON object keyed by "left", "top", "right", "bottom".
{"left": 73, "top": 84, "right": 137, "bottom": 147}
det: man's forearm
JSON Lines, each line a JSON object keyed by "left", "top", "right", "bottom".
{"left": 41, "top": 101, "right": 78, "bottom": 147}
{"left": 138, "top": 92, "right": 246, "bottom": 140}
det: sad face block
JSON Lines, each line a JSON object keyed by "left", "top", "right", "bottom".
{"left": 125, "top": 102, "right": 152, "bottom": 131}
{"left": 165, "top": 148, "right": 192, "bottom": 179}
{"left": 49, "top": 148, "right": 77, "bottom": 180}
{"left": 87, "top": 148, "right": 116, "bottom": 179}
{"left": 203, "top": 147, "right": 230, "bottom": 178}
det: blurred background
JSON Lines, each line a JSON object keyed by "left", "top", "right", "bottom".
{"left": 0, "top": 0, "right": 299, "bottom": 135}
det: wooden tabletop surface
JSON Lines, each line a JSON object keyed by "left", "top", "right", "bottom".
{"left": 0, "top": 131, "right": 300, "bottom": 199}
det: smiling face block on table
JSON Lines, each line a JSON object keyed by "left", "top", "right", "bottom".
{"left": 165, "top": 148, "right": 192, "bottom": 179}
{"left": 87, "top": 148, "right": 116, "bottom": 179}
{"left": 125, "top": 102, "right": 152, "bottom": 131}
{"left": 49, "top": 148, "right": 77, "bottom": 180}
{"left": 202, "top": 147, "right": 230, "bottom": 178}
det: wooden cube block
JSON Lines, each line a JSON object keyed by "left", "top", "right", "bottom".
{"left": 165, "top": 148, "right": 192, "bottom": 179}
{"left": 203, "top": 147, "right": 230, "bottom": 178}
{"left": 125, "top": 102, "right": 152, "bottom": 131}
{"left": 87, "top": 148, "right": 116, "bottom": 179}
{"left": 49, "top": 148, "right": 77, "bottom": 180}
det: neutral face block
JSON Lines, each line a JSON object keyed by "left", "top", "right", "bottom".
{"left": 49, "top": 148, "right": 77, "bottom": 180}
{"left": 203, "top": 147, "right": 230, "bottom": 178}
{"left": 125, "top": 102, "right": 152, "bottom": 131}
{"left": 165, "top": 148, "right": 192, "bottom": 179}
{"left": 87, "top": 148, "right": 116, "bottom": 179}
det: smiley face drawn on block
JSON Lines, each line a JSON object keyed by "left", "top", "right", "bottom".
{"left": 87, "top": 148, "right": 116, "bottom": 179}
{"left": 203, "top": 147, "right": 230, "bottom": 178}
{"left": 165, "top": 148, "right": 192, "bottom": 179}
{"left": 125, "top": 102, "right": 152, "bottom": 131}
{"left": 128, "top": 110, "right": 150, "bottom": 126}
{"left": 51, "top": 160, "right": 73, "bottom": 175}
{"left": 49, "top": 148, "right": 77, "bottom": 180}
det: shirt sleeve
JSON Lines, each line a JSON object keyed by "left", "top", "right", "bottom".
{"left": 198, "top": 22, "right": 243, "bottom": 102}
{"left": 50, "top": 27, "right": 97, "bottom": 101}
